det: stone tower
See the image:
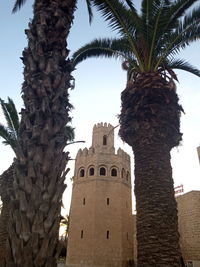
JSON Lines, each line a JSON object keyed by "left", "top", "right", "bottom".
{"left": 66, "top": 123, "right": 133, "bottom": 267}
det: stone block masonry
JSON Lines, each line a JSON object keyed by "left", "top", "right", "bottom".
{"left": 177, "top": 191, "right": 200, "bottom": 264}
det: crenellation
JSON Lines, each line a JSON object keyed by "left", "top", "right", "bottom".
{"left": 82, "top": 148, "right": 88, "bottom": 156}
{"left": 76, "top": 148, "right": 83, "bottom": 157}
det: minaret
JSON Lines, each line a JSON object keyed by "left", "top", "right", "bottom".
{"left": 66, "top": 122, "right": 133, "bottom": 267}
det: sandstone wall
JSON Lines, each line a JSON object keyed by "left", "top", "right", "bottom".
{"left": 177, "top": 191, "right": 200, "bottom": 262}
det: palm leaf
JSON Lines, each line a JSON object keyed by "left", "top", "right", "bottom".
{"left": 86, "top": 0, "right": 93, "bottom": 23}
{"left": 92, "top": 0, "right": 144, "bottom": 70}
{"left": 169, "top": 0, "right": 199, "bottom": 23}
{"left": 156, "top": 5, "right": 200, "bottom": 67}
{"left": 65, "top": 126, "right": 75, "bottom": 142}
{"left": 0, "top": 98, "right": 19, "bottom": 140}
{"left": 5, "top": 97, "right": 19, "bottom": 136}
{"left": 165, "top": 58, "right": 200, "bottom": 77}
{"left": 73, "top": 0, "right": 200, "bottom": 79}
{"left": 0, "top": 124, "right": 17, "bottom": 152}
{"left": 0, "top": 124, "right": 10, "bottom": 144}
{"left": 72, "top": 38, "right": 135, "bottom": 67}
{"left": 148, "top": 1, "right": 168, "bottom": 68}
{"left": 12, "top": 0, "right": 27, "bottom": 13}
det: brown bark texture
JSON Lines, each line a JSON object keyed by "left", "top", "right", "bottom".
{"left": 119, "top": 72, "right": 183, "bottom": 266}
{"left": 0, "top": 165, "right": 14, "bottom": 267}
{"left": 6, "top": 1, "right": 76, "bottom": 267}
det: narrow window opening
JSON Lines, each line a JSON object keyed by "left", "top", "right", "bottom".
{"left": 111, "top": 168, "right": 117, "bottom": 177}
{"left": 83, "top": 198, "right": 85, "bottom": 205}
{"left": 81, "top": 230, "right": 83, "bottom": 239}
{"left": 100, "top": 167, "right": 106, "bottom": 176}
{"left": 107, "top": 198, "right": 110, "bottom": 205}
{"left": 80, "top": 169, "right": 85, "bottom": 177}
{"left": 121, "top": 168, "right": 125, "bottom": 178}
{"left": 103, "top": 135, "right": 107, "bottom": 145}
{"left": 126, "top": 171, "right": 130, "bottom": 181}
{"left": 89, "top": 167, "right": 94, "bottom": 176}
{"left": 106, "top": 230, "right": 109, "bottom": 239}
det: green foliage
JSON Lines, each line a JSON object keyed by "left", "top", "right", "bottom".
{"left": 60, "top": 215, "right": 69, "bottom": 237}
{"left": 12, "top": 0, "right": 28, "bottom": 13}
{"left": 73, "top": 0, "right": 200, "bottom": 78}
{"left": 0, "top": 98, "right": 19, "bottom": 155}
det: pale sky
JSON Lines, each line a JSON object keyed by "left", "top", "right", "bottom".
{"left": 0, "top": 1, "right": 200, "bottom": 213}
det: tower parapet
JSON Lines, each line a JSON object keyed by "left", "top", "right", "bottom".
{"left": 74, "top": 123, "right": 130, "bottom": 183}
{"left": 92, "top": 122, "right": 115, "bottom": 154}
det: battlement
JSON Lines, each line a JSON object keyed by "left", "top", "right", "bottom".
{"left": 76, "top": 147, "right": 95, "bottom": 158}
{"left": 92, "top": 122, "right": 115, "bottom": 153}
{"left": 93, "top": 122, "right": 113, "bottom": 130}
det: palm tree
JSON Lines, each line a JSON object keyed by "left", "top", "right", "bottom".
{"left": 71, "top": 1, "right": 200, "bottom": 266}
{"left": 4, "top": 0, "right": 94, "bottom": 266}
{"left": 0, "top": 97, "right": 19, "bottom": 267}
{"left": 0, "top": 98, "right": 76, "bottom": 266}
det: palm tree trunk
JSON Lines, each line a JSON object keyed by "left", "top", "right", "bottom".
{"left": 6, "top": 1, "right": 76, "bottom": 267}
{"left": 0, "top": 196, "right": 10, "bottom": 267}
{"left": 134, "top": 143, "right": 181, "bottom": 267}
{"left": 119, "top": 73, "right": 182, "bottom": 266}
{"left": 0, "top": 165, "right": 14, "bottom": 267}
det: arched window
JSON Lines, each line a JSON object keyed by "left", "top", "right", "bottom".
{"left": 103, "top": 135, "right": 107, "bottom": 145}
{"left": 126, "top": 171, "right": 130, "bottom": 181}
{"left": 100, "top": 167, "right": 106, "bottom": 176}
{"left": 89, "top": 167, "right": 94, "bottom": 176}
{"left": 111, "top": 168, "right": 117, "bottom": 177}
{"left": 80, "top": 169, "right": 85, "bottom": 177}
{"left": 121, "top": 168, "right": 125, "bottom": 178}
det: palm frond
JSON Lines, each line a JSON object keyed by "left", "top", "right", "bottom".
{"left": 92, "top": 0, "right": 144, "bottom": 70}
{"left": 65, "top": 126, "right": 75, "bottom": 142}
{"left": 0, "top": 124, "right": 10, "bottom": 143}
{"left": 72, "top": 38, "right": 133, "bottom": 66}
{"left": 5, "top": 97, "right": 19, "bottom": 135}
{"left": 170, "top": 0, "right": 199, "bottom": 22}
{"left": 124, "top": 0, "right": 137, "bottom": 12}
{"left": 92, "top": 0, "right": 135, "bottom": 34}
{"left": 165, "top": 58, "right": 200, "bottom": 77}
{"left": 12, "top": 0, "right": 27, "bottom": 13}
{"left": 86, "top": 0, "right": 93, "bottom": 23}
{"left": 0, "top": 98, "right": 19, "bottom": 140}
{"left": 0, "top": 124, "right": 17, "bottom": 152}
{"left": 156, "top": 4, "right": 200, "bottom": 65}
{"left": 154, "top": 0, "right": 198, "bottom": 52}
{"left": 148, "top": 1, "right": 168, "bottom": 68}
{"left": 73, "top": 0, "right": 200, "bottom": 79}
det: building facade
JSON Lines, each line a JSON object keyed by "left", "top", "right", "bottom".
{"left": 66, "top": 123, "right": 134, "bottom": 267}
